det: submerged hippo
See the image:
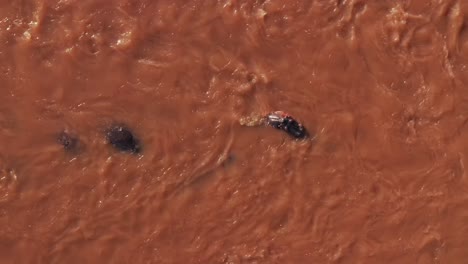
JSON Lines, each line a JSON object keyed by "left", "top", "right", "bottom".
{"left": 57, "top": 130, "right": 79, "bottom": 151}
{"left": 106, "top": 125, "right": 140, "bottom": 153}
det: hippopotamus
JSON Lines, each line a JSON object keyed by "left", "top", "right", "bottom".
{"left": 57, "top": 131, "right": 79, "bottom": 151}
{"left": 106, "top": 125, "right": 140, "bottom": 153}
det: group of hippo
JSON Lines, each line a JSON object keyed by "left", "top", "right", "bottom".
{"left": 57, "top": 125, "right": 141, "bottom": 153}
{"left": 57, "top": 111, "right": 307, "bottom": 153}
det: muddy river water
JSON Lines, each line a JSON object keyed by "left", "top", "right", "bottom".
{"left": 1, "top": 0, "right": 468, "bottom": 263}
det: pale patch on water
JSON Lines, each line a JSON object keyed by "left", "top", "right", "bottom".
{"left": 239, "top": 114, "right": 265, "bottom": 127}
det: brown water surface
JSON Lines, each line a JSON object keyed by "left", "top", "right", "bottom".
{"left": 1, "top": 0, "right": 468, "bottom": 263}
